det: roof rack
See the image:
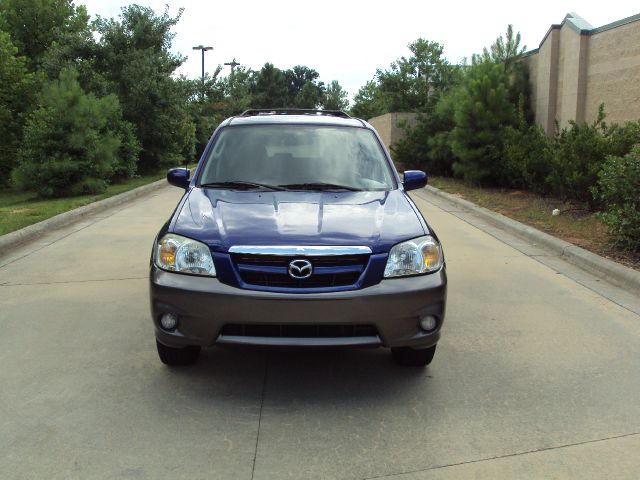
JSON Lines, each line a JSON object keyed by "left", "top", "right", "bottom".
{"left": 239, "top": 109, "right": 351, "bottom": 119}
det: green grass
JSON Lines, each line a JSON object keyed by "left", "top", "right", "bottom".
{"left": 428, "top": 176, "right": 639, "bottom": 270}
{"left": 0, "top": 172, "right": 165, "bottom": 236}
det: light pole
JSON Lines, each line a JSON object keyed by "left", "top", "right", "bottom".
{"left": 224, "top": 58, "right": 240, "bottom": 77}
{"left": 192, "top": 45, "right": 213, "bottom": 83}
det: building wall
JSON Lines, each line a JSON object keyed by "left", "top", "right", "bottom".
{"left": 525, "top": 13, "right": 640, "bottom": 133}
{"left": 585, "top": 21, "right": 640, "bottom": 124}
{"left": 367, "top": 112, "right": 418, "bottom": 153}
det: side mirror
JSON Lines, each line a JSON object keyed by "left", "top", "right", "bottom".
{"left": 402, "top": 170, "right": 427, "bottom": 191}
{"left": 167, "top": 168, "right": 190, "bottom": 189}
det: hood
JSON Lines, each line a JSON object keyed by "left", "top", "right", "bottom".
{"left": 171, "top": 188, "right": 427, "bottom": 254}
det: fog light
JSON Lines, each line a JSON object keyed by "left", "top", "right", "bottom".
{"left": 419, "top": 315, "right": 437, "bottom": 332}
{"left": 160, "top": 313, "right": 179, "bottom": 331}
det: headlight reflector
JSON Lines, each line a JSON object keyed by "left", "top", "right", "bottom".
{"left": 155, "top": 234, "right": 216, "bottom": 276}
{"left": 384, "top": 235, "right": 443, "bottom": 278}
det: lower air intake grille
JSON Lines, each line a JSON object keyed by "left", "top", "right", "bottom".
{"left": 220, "top": 324, "right": 378, "bottom": 338}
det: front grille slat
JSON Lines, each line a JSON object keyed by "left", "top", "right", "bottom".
{"left": 231, "top": 252, "right": 369, "bottom": 290}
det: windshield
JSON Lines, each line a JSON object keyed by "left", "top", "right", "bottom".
{"left": 199, "top": 125, "right": 395, "bottom": 190}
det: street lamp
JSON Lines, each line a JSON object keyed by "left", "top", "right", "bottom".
{"left": 224, "top": 58, "right": 240, "bottom": 77}
{"left": 192, "top": 45, "right": 213, "bottom": 83}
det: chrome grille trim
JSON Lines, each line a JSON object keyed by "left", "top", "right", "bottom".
{"left": 228, "top": 245, "right": 372, "bottom": 256}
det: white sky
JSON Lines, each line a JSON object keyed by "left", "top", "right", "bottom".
{"left": 85, "top": 0, "right": 639, "bottom": 102}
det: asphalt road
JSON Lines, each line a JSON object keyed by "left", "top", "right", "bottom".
{"left": 1, "top": 186, "right": 639, "bottom": 480}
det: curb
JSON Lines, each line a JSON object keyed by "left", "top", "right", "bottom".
{"left": 0, "top": 178, "right": 168, "bottom": 254}
{"left": 422, "top": 185, "right": 640, "bottom": 293}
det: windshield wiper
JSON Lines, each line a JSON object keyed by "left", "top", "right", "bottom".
{"left": 200, "top": 181, "right": 287, "bottom": 191}
{"left": 278, "top": 182, "right": 362, "bottom": 192}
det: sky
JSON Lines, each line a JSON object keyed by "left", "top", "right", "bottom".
{"left": 84, "top": 0, "right": 639, "bottom": 102}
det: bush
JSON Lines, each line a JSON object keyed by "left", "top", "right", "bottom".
{"left": 596, "top": 145, "right": 640, "bottom": 251}
{"left": 392, "top": 90, "right": 458, "bottom": 175}
{"left": 12, "top": 69, "right": 128, "bottom": 197}
{"left": 502, "top": 123, "right": 553, "bottom": 193}
{"left": 546, "top": 107, "right": 609, "bottom": 207}
{"left": 606, "top": 120, "right": 640, "bottom": 158}
{"left": 502, "top": 99, "right": 553, "bottom": 193}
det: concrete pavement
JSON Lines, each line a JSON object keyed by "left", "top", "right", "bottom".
{"left": 1, "top": 185, "right": 639, "bottom": 479}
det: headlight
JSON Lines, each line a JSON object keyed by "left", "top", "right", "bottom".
{"left": 155, "top": 233, "right": 216, "bottom": 276}
{"left": 384, "top": 235, "right": 443, "bottom": 278}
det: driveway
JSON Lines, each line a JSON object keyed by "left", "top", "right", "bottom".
{"left": 1, "top": 186, "right": 639, "bottom": 479}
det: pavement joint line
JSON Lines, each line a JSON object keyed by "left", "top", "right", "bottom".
{"left": 418, "top": 192, "right": 640, "bottom": 318}
{"left": 251, "top": 355, "right": 269, "bottom": 480}
{"left": 416, "top": 186, "right": 640, "bottom": 294}
{"left": 0, "top": 276, "right": 147, "bottom": 287}
{"left": 361, "top": 431, "right": 640, "bottom": 480}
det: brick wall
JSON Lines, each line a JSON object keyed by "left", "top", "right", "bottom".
{"left": 525, "top": 13, "right": 640, "bottom": 132}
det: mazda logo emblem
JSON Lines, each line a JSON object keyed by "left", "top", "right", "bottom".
{"left": 288, "top": 259, "right": 313, "bottom": 279}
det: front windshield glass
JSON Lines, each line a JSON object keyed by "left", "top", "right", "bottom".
{"left": 199, "top": 125, "right": 395, "bottom": 190}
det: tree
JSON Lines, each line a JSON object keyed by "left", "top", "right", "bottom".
{"left": 0, "top": 0, "right": 90, "bottom": 69}
{"left": 284, "top": 65, "right": 324, "bottom": 107}
{"left": 12, "top": 69, "right": 130, "bottom": 197}
{"left": 251, "top": 63, "right": 289, "bottom": 108}
{"left": 392, "top": 88, "right": 460, "bottom": 174}
{"left": 481, "top": 25, "right": 531, "bottom": 122}
{"left": 186, "top": 69, "right": 227, "bottom": 158}
{"left": 94, "top": 5, "right": 195, "bottom": 171}
{"left": 451, "top": 60, "right": 517, "bottom": 184}
{"left": 224, "top": 65, "right": 254, "bottom": 114}
{"left": 351, "top": 80, "right": 386, "bottom": 119}
{"left": 323, "top": 80, "right": 349, "bottom": 111}
{"left": 294, "top": 81, "right": 323, "bottom": 108}
{"left": 0, "top": 31, "right": 35, "bottom": 187}
{"left": 481, "top": 24, "right": 525, "bottom": 65}
{"left": 351, "top": 38, "right": 455, "bottom": 118}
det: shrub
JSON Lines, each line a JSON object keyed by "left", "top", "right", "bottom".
{"left": 502, "top": 99, "right": 553, "bottom": 193}
{"left": 596, "top": 145, "right": 640, "bottom": 251}
{"left": 391, "top": 91, "right": 457, "bottom": 176}
{"left": 606, "top": 120, "right": 640, "bottom": 158}
{"left": 502, "top": 123, "right": 553, "bottom": 193}
{"left": 546, "top": 107, "right": 609, "bottom": 207}
{"left": 12, "top": 69, "right": 126, "bottom": 197}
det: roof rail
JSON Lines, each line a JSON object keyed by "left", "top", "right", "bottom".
{"left": 239, "top": 109, "right": 351, "bottom": 118}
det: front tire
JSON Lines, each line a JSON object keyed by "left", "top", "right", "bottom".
{"left": 392, "top": 345, "right": 436, "bottom": 367}
{"left": 156, "top": 340, "right": 201, "bottom": 366}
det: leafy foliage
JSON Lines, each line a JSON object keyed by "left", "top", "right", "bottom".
{"left": 0, "top": 31, "right": 35, "bottom": 187}
{"left": 93, "top": 5, "right": 195, "bottom": 171}
{"left": 0, "top": 0, "right": 90, "bottom": 69}
{"left": 351, "top": 80, "right": 387, "bottom": 120}
{"left": 13, "top": 69, "right": 130, "bottom": 197}
{"left": 323, "top": 80, "right": 349, "bottom": 111}
{"left": 351, "top": 38, "right": 454, "bottom": 119}
{"left": 501, "top": 98, "right": 553, "bottom": 193}
{"left": 391, "top": 89, "right": 459, "bottom": 174}
{"left": 596, "top": 145, "right": 640, "bottom": 250}
{"left": 546, "top": 106, "right": 610, "bottom": 206}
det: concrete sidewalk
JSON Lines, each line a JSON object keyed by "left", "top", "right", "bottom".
{"left": 1, "top": 186, "right": 639, "bottom": 479}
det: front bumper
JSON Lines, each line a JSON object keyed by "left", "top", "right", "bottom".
{"left": 150, "top": 265, "right": 447, "bottom": 349}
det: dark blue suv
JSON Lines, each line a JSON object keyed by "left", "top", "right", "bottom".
{"left": 150, "top": 109, "right": 447, "bottom": 367}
